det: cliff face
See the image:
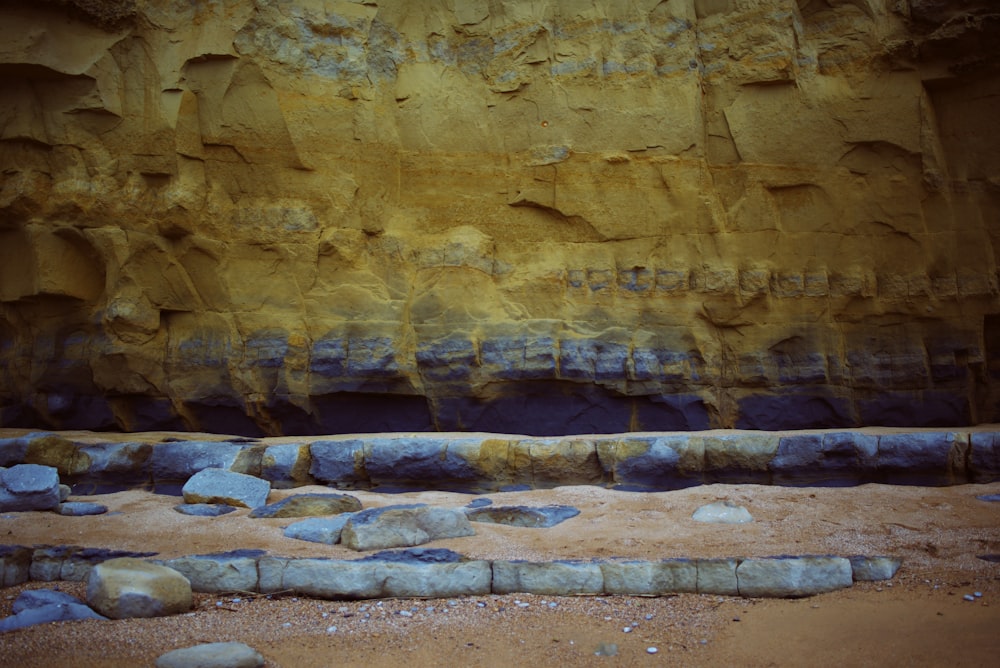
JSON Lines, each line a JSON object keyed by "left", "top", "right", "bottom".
{"left": 1, "top": 0, "right": 998, "bottom": 436}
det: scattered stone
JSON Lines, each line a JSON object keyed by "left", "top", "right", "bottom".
{"left": 0, "top": 464, "right": 62, "bottom": 512}
{"left": 976, "top": 494, "right": 1000, "bottom": 502}
{"left": 56, "top": 502, "right": 108, "bottom": 516}
{"left": 0, "top": 588, "right": 106, "bottom": 633}
{"left": 963, "top": 594, "right": 976, "bottom": 601}
{"left": 692, "top": 501, "right": 754, "bottom": 524}
{"left": 736, "top": 556, "right": 854, "bottom": 597}
{"left": 647, "top": 647, "right": 659, "bottom": 654}
{"left": 849, "top": 555, "right": 902, "bottom": 581}
{"left": 340, "top": 504, "right": 475, "bottom": 551}
{"left": 283, "top": 514, "right": 354, "bottom": 545}
{"left": 594, "top": 642, "right": 618, "bottom": 656}
{"left": 181, "top": 468, "right": 270, "bottom": 509}
{"left": 465, "top": 504, "right": 580, "bottom": 528}
{"left": 155, "top": 642, "right": 264, "bottom": 668}
{"left": 86, "top": 557, "right": 193, "bottom": 619}
{"left": 174, "top": 503, "right": 239, "bottom": 517}
{"left": 249, "top": 492, "right": 362, "bottom": 518}
{"left": 465, "top": 498, "right": 492, "bottom": 508}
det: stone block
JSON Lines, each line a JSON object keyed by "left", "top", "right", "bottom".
{"left": 703, "top": 433, "right": 779, "bottom": 483}
{"left": 770, "top": 432, "right": 878, "bottom": 485}
{"left": 364, "top": 437, "right": 480, "bottom": 490}
{"left": 0, "top": 545, "right": 32, "bottom": 587}
{"left": 492, "top": 560, "right": 604, "bottom": 596}
{"left": 696, "top": 558, "right": 740, "bottom": 596}
{"left": 604, "top": 435, "right": 704, "bottom": 490}
{"left": 736, "top": 556, "right": 853, "bottom": 598}
{"left": 159, "top": 550, "right": 264, "bottom": 594}
{"left": 155, "top": 642, "right": 264, "bottom": 668}
{"left": 601, "top": 559, "right": 698, "bottom": 595}
{"left": 260, "top": 443, "right": 313, "bottom": 485}
{"left": 849, "top": 556, "right": 903, "bottom": 582}
{"left": 150, "top": 441, "right": 246, "bottom": 481}
{"left": 876, "top": 432, "right": 964, "bottom": 484}
{"left": 308, "top": 439, "right": 367, "bottom": 486}
{"left": 283, "top": 515, "right": 354, "bottom": 545}
{"left": 970, "top": 432, "right": 1000, "bottom": 482}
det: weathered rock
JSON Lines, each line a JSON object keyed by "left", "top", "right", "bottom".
{"left": 86, "top": 558, "right": 192, "bottom": 619}
{"left": 849, "top": 556, "right": 903, "bottom": 582}
{"left": 0, "top": 589, "right": 106, "bottom": 633}
{"left": 308, "top": 440, "right": 368, "bottom": 487}
{"left": 492, "top": 560, "right": 604, "bottom": 596}
{"left": 970, "top": 433, "right": 1000, "bottom": 482}
{"left": 0, "top": 1, "right": 996, "bottom": 436}
{"left": 0, "top": 545, "right": 32, "bottom": 587}
{"left": 599, "top": 436, "right": 704, "bottom": 490}
{"left": 249, "top": 493, "right": 361, "bottom": 519}
{"left": 181, "top": 468, "right": 270, "bottom": 509}
{"left": 601, "top": 559, "right": 698, "bottom": 595}
{"left": 696, "top": 559, "right": 740, "bottom": 596}
{"left": 56, "top": 501, "right": 108, "bottom": 516}
{"left": 155, "top": 642, "right": 265, "bottom": 668}
{"left": 150, "top": 442, "right": 249, "bottom": 481}
{"left": 770, "top": 433, "right": 879, "bottom": 485}
{"left": 0, "top": 464, "right": 61, "bottom": 511}
{"left": 736, "top": 556, "right": 854, "bottom": 598}
{"left": 174, "top": 503, "right": 239, "bottom": 517}
{"left": 29, "top": 546, "right": 158, "bottom": 582}
{"left": 876, "top": 433, "right": 965, "bottom": 484}
{"left": 260, "top": 443, "right": 313, "bottom": 486}
{"left": 340, "top": 505, "right": 475, "bottom": 551}
{"left": 159, "top": 551, "right": 264, "bottom": 594}
{"left": 363, "top": 437, "right": 481, "bottom": 492}
{"left": 692, "top": 501, "right": 754, "bottom": 524}
{"left": 283, "top": 515, "right": 354, "bottom": 545}
{"left": 466, "top": 504, "right": 580, "bottom": 528}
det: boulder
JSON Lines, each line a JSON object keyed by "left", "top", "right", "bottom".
{"left": 181, "top": 468, "right": 270, "bottom": 509}
{"left": 0, "top": 464, "right": 61, "bottom": 511}
{"left": 86, "top": 557, "right": 192, "bottom": 619}
{"left": 155, "top": 642, "right": 265, "bottom": 668}
{"left": 283, "top": 515, "right": 355, "bottom": 545}
{"left": 150, "top": 441, "right": 248, "bottom": 481}
{"left": 736, "top": 556, "right": 854, "bottom": 597}
{"left": 465, "top": 504, "right": 580, "bottom": 528}
{"left": 692, "top": 501, "right": 754, "bottom": 524}
{"left": 249, "top": 493, "right": 361, "bottom": 518}
{"left": 340, "top": 504, "right": 475, "bottom": 551}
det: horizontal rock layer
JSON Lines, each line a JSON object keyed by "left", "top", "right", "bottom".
{"left": 0, "top": 544, "right": 900, "bottom": 599}
{"left": 0, "top": 1, "right": 999, "bottom": 435}
{"left": 2, "top": 428, "right": 997, "bottom": 491}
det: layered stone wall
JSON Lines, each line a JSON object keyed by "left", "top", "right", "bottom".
{"left": 1, "top": 0, "right": 998, "bottom": 435}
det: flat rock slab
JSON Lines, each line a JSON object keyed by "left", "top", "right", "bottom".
{"left": 56, "top": 502, "right": 108, "bottom": 516}
{"left": 182, "top": 468, "right": 270, "bottom": 509}
{"left": 849, "top": 555, "right": 903, "bottom": 581}
{"left": 283, "top": 515, "right": 354, "bottom": 545}
{"left": 249, "top": 493, "right": 362, "bottom": 518}
{"left": 159, "top": 551, "right": 266, "bottom": 594}
{"left": 493, "top": 560, "right": 604, "bottom": 596}
{"left": 692, "top": 501, "right": 754, "bottom": 524}
{"left": 0, "top": 464, "right": 61, "bottom": 512}
{"left": 0, "top": 589, "right": 106, "bottom": 633}
{"left": 340, "top": 504, "right": 475, "bottom": 551}
{"left": 465, "top": 504, "right": 580, "bottom": 527}
{"left": 976, "top": 494, "right": 1000, "bottom": 502}
{"left": 174, "top": 503, "right": 239, "bottom": 517}
{"left": 86, "top": 557, "right": 192, "bottom": 619}
{"left": 155, "top": 642, "right": 265, "bottom": 668}
{"left": 737, "top": 556, "right": 854, "bottom": 597}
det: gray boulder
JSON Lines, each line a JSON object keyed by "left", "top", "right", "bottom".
{"left": 150, "top": 441, "right": 247, "bottom": 481}
{"left": 182, "top": 468, "right": 270, "bottom": 509}
{"left": 736, "top": 556, "right": 853, "bottom": 597}
{"left": 466, "top": 504, "right": 580, "bottom": 528}
{"left": 492, "top": 560, "right": 604, "bottom": 595}
{"left": 340, "top": 504, "right": 475, "bottom": 551}
{"left": 158, "top": 550, "right": 264, "bottom": 594}
{"left": 0, "top": 464, "right": 61, "bottom": 511}
{"left": 283, "top": 514, "right": 355, "bottom": 545}
{"left": 249, "top": 493, "right": 361, "bottom": 518}
{"left": 174, "top": 503, "right": 238, "bottom": 517}
{"left": 155, "top": 642, "right": 264, "bottom": 668}
{"left": 692, "top": 501, "right": 753, "bottom": 524}
{"left": 0, "top": 589, "right": 106, "bottom": 633}
{"left": 86, "top": 557, "right": 192, "bottom": 619}
{"left": 56, "top": 502, "right": 108, "bottom": 516}
{"left": 308, "top": 439, "right": 367, "bottom": 486}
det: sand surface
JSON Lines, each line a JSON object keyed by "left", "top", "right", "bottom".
{"left": 1, "top": 481, "right": 999, "bottom": 666}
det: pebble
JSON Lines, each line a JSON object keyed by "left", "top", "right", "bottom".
{"left": 622, "top": 626, "right": 632, "bottom": 633}
{"left": 963, "top": 594, "right": 975, "bottom": 602}
{"left": 399, "top": 610, "right": 413, "bottom": 617}
{"left": 644, "top": 613, "right": 654, "bottom": 620}
{"left": 647, "top": 647, "right": 658, "bottom": 655}
{"left": 974, "top": 592, "right": 983, "bottom": 598}
{"left": 326, "top": 625, "right": 337, "bottom": 633}
{"left": 548, "top": 602, "right": 558, "bottom": 609}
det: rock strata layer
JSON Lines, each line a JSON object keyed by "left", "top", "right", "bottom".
{"left": 0, "top": 1, "right": 998, "bottom": 435}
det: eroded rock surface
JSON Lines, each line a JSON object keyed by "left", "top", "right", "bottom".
{"left": 0, "top": 1, "right": 998, "bottom": 435}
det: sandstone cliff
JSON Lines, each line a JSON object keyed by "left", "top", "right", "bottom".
{"left": 0, "top": 0, "right": 998, "bottom": 435}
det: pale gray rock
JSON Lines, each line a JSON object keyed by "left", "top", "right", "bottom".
{"left": 0, "top": 589, "right": 106, "bottom": 633}
{"left": 155, "top": 642, "right": 264, "bottom": 668}
{"left": 181, "top": 468, "right": 270, "bottom": 509}
{"left": 492, "top": 560, "right": 604, "bottom": 595}
{"left": 466, "top": 504, "right": 580, "bottom": 528}
{"left": 159, "top": 551, "right": 264, "bottom": 594}
{"left": 361, "top": 549, "right": 492, "bottom": 598}
{"left": 340, "top": 504, "right": 474, "bottom": 551}
{"left": 0, "top": 464, "right": 61, "bottom": 511}
{"left": 174, "top": 503, "right": 238, "bottom": 517}
{"left": 86, "top": 557, "right": 192, "bottom": 619}
{"left": 249, "top": 492, "right": 361, "bottom": 518}
{"left": 736, "top": 556, "right": 853, "bottom": 597}
{"left": 283, "top": 514, "right": 354, "bottom": 545}
{"left": 601, "top": 559, "right": 698, "bottom": 595}
{"left": 849, "top": 555, "right": 903, "bottom": 581}
{"left": 57, "top": 502, "right": 108, "bottom": 516}
{"left": 692, "top": 501, "right": 754, "bottom": 524}
{"left": 150, "top": 441, "right": 247, "bottom": 480}
{"left": 13, "top": 588, "right": 85, "bottom": 611}
{"left": 696, "top": 558, "right": 740, "bottom": 595}
{"left": 308, "top": 439, "right": 367, "bottom": 485}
